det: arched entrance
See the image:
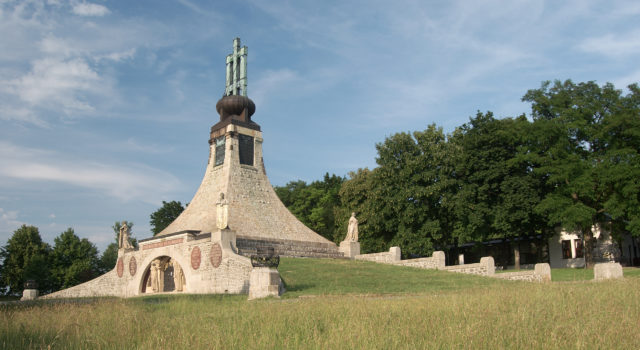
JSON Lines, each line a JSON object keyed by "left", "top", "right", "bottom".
{"left": 141, "top": 256, "right": 186, "bottom": 294}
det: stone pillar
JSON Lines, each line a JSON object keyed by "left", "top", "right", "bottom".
{"left": 389, "top": 246, "right": 401, "bottom": 262}
{"left": 480, "top": 257, "right": 495, "bottom": 276}
{"left": 21, "top": 280, "right": 38, "bottom": 301}
{"left": 458, "top": 254, "right": 465, "bottom": 265}
{"left": 534, "top": 263, "right": 551, "bottom": 282}
{"left": 21, "top": 289, "right": 38, "bottom": 301}
{"left": 594, "top": 262, "right": 623, "bottom": 281}
{"left": 248, "top": 267, "right": 284, "bottom": 300}
{"left": 339, "top": 241, "right": 360, "bottom": 259}
{"left": 433, "top": 251, "right": 446, "bottom": 269}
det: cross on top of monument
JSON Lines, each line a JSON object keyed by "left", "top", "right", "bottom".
{"left": 225, "top": 37, "right": 248, "bottom": 97}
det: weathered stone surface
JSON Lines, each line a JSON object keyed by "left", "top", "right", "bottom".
{"left": 42, "top": 230, "right": 252, "bottom": 299}
{"left": 248, "top": 267, "right": 284, "bottom": 300}
{"left": 156, "top": 124, "right": 340, "bottom": 258}
{"left": 339, "top": 241, "right": 360, "bottom": 259}
{"left": 355, "top": 246, "right": 402, "bottom": 264}
{"left": 594, "top": 262, "right": 623, "bottom": 281}
{"left": 21, "top": 289, "right": 38, "bottom": 301}
{"left": 534, "top": 263, "right": 551, "bottom": 282}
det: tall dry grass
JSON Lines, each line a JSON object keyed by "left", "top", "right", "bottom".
{"left": 2, "top": 259, "right": 639, "bottom": 349}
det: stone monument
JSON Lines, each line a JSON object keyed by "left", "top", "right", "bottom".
{"left": 38, "top": 38, "right": 331, "bottom": 300}
{"left": 339, "top": 212, "right": 361, "bottom": 258}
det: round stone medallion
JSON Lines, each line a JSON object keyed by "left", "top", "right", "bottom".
{"left": 116, "top": 257, "right": 124, "bottom": 277}
{"left": 191, "top": 246, "right": 201, "bottom": 270}
{"left": 210, "top": 243, "right": 222, "bottom": 268}
{"left": 129, "top": 256, "right": 137, "bottom": 276}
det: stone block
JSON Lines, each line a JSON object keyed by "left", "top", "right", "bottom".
{"left": 21, "top": 289, "right": 38, "bottom": 301}
{"left": 339, "top": 241, "right": 360, "bottom": 259}
{"left": 594, "top": 262, "right": 623, "bottom": 281}
{"left": 480, "top": 257, "right": 495, "bottom": 276}
{"left": 389, "top": 246, "right": 401, "bottom": 261}
{"left": 534, "top": 263, "right": 551, "bottom": 282}
{"left": 248, "top": 267, "right": 284, "bottom": 300}
{"left": 433, "top": 251, "right": 446, "bottom": 269}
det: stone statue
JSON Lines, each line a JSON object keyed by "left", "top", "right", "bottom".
{"left": 225, "top": 37, "right": 248, "bottom": 97}
{"left": 150, "top": 259, "right": 160, "bottom": 292}
{"left": 346, "top": 212, "right": 359, "bottom": 242}
{"left": 172, "top": 260, "right": 185, "bottom": 292}
{"left": 216, "top": 192, "right": 229, "bottom": 229}
{"left": 118, "top": 221, "right": 134, "bottom": 249}
{"left": 150, "top": 258, "right": 168, "bottom": 293}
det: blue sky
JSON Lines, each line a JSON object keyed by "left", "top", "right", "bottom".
{"left": 1, "top": 0, "right": 639, "bottom": 252}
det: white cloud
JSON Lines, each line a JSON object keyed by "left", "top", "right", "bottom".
{"left": 0, "top": 141, "right": 183, "bottom": 204}
{"left": 3, "top": 57, "right": 109, "bottom": 117}
{"left": 71, "top": 2, "right": 110, "bottom": 17}
{"left": 578, "top": 30, "right": 640, "bottom": 57}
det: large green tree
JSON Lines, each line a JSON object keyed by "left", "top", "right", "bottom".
{"left": 150, "top": 201, "right": 185, "bottom": 235}
{"left": 50, "top": 228, "right": 100, "bottom": 290}
{"left": 523, "top": 80, "right": 640, "bottom": 266}
{"left": 275, "top": 173, "right": 345, "bottom": 242}
{"left": 0, "top": 225, "right": 52, "bottom": 295}
{"left": 449, "top": 112, "right": 550, "bottom": 265}
{"left": 338, "top": 125, "right": 458, "bottom": 257}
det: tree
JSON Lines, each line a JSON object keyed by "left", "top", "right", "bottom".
{"left": 449, "top": 112, "right": 550, "bottom": 266}
{"left": 0, "top": 225, "right": 52, "bottom": 295}
{"left": 50, "top": 228, "right": 100, "bottom": 290}
{"left": 338, "top": 125, "right": 458, "bottom": 257}
{"left": 98, "top": 243, "right": 119, "bottom": 274}
{"left": 150, "top": 201, "right": 184, "bottom": 235}
{"left": 523, "top": 80, "right": 640, "bottom": 266}
{"left": 274, "top": 174, "right": 345, "bottom": 242}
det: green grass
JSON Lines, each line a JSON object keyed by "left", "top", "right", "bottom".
{"left": 279, "top": 257, "right": 497, "bottom": 297}
{"left": 2, "top": 258, "right": 639, "bottom": 349}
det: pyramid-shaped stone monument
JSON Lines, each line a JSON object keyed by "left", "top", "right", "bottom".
{"left": 42, "top": 38, "right": 341, "bottom": 299}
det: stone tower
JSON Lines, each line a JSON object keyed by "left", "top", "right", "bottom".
{"left": 157, "top": 38, "right": 342, "bottom": 258}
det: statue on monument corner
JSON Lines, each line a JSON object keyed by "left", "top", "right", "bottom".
{"left": 118, "top": 221, "right": 134, "bottom": 249}
{"left": 216, "top": 192, "right": 229, "bottom": 229}
{"left": 345, "top": 212, "right": 359, "bottom": 242}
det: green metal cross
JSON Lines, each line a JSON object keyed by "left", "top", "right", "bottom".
{"left": 225, "top": 37, "right": 248, "bottom": 96}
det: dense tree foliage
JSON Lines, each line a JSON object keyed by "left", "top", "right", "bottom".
{"left": 523, "top": 80, "right": 640, "bottom": 266}
{"left": 0, "top": 225, "right": 52, "bottom": 295}
{"left": 274, "top": 173, "right": 345, "bottom": 242}
{"left": 50, "top": 228, "right": 101, "bottom": 290}
{"left": 150, "top": 201, "right": 185, "bottom": 235}
{"left": 277, "top": 80, "right": 639, "bottom": 263}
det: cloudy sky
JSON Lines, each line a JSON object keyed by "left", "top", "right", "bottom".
{"left": 1, "top": 0, "right": 639, "bottom": 252}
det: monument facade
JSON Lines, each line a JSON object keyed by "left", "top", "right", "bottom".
{"left": 42, "top": 38, "right": 336, "bottom": 299}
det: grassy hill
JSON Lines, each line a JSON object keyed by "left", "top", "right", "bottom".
{"left": 2, "top": 258, "right": 639, "bottom": 349}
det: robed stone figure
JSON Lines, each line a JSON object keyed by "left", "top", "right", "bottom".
{"left": 345, "top": 212, "right": 359, "bottom": 242}
{"left": 118, "top": 221, "right": 134, "bottom": 249}
{"left": 216, "top": 192, "right": 229, "bottom": 230}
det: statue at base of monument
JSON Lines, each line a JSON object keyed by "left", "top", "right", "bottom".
{"left": 118, "top": 221, "right": 134, "bottom": 250}
{"left": 172, "top": 260, "right": 185, "bottom": 292}
{"left": 150, "top": 258, "right": 168, "bottom": 293}
{"left": 216, "top": 192, "right": 229, "bottom": 230}
{"left": 345, "top": 212, "right": 359, "bottom": 242}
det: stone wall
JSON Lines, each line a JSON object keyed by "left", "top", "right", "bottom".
{"left": 395, "top": 251, "right": 446, "bottom": 269}
{"left": 355, "top": 247, "right": 401, "bottom": 264}
{"left": 237, "top": 236, "right": 344, "bottom": 259}
{"left": 442, "top": 257, "right": 495, "bottom": 276}
{"left": 42, "top": 230, "right": 252, "bottom": 299}
{"left": 492, "top": 263, "right": 551, "bottom": 283}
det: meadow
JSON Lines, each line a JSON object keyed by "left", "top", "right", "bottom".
{"left": 2, "top": 258, "right": 639, "bottom": 349}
